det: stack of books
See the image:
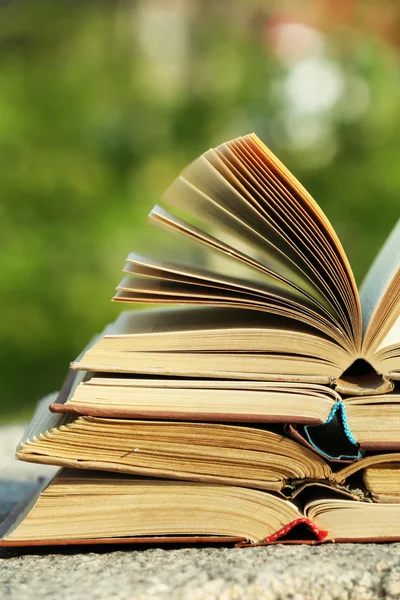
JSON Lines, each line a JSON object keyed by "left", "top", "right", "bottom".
{"left": 1, "top": 134, "right": 400, "bottom": 548}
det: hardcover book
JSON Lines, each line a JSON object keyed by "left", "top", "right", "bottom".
{"left": 71, "top": 134, "right": 399, "bottom": 391}
{"left": 3, "top": 468, "right": 400, "bottom": 547}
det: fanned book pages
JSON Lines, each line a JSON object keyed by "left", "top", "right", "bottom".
{"left": 71, "top": 134, "right": 400, "bottom": 392}
{"left": 3, "top": 469, "right": 400, "bottom": 547}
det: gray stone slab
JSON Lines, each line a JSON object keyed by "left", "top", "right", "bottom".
{"left": 1, "top": 424, "right": 400, "bottom": 600}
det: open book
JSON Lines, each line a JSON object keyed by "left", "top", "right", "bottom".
{"left": 50, "top": 371, "right": 400, "bottom": 456}
{"left": 17, "top": 395, "right": 400, "bottom": 501}
{"left": 72, "top": 134, "right": 400, "bottom": 392}
{"left": 3, "top": 469, "right": 400, "bottom": 547}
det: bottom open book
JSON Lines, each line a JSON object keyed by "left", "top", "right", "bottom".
{"left": 2, "top": 468, "right": 400, "bottom": 547}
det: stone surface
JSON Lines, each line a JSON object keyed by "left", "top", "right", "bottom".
{"left": 1, "top": 424, "right": 400, "bottom": 599}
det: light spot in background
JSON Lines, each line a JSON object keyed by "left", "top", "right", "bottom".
{"left": 271, "top": 22, "right": 325, "bottom": 66}
{"left": 285, "top": 57, "right": 344, "bottom": 114}
{"left": 135, "top": 0, "right": 189, "bottom": 99}
{"left": 136, "top": 2, "right": 187, "bottom": 64}
{"left": 267, "top": 20, "right": 345, "bottom": 164}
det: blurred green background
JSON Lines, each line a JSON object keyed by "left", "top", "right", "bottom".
{"left": 1, "top": 0, "right": 399, "bottom": 421}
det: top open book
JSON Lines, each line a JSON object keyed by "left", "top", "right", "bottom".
{"left": 73, "top": 134, "right": 400, "bottom": 392}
